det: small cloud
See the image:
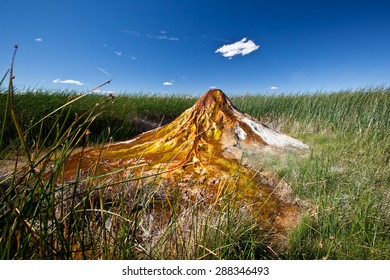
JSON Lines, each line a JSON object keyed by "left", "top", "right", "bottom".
{"left": 156, "top": 35, "right": 179, "bottom": 41}
{"left": 210, "top": 86, "right": 217, "bottom": 89}
{"left": 215, "top": 37, "right": 260, "bottom": 59}
{"left": 53, "top": 79, "right": 83, "bottom": 86}
{"left": 35, "top": 38, "right": 42, "bottom": 42}
{"left": 270, "top": 86, "right": 278, "bottom": 90}
{"left": 124, "top": 30, "right": 142, "bottom": 37}
{"left": 163, "top": 81, "right": 174, "bottom": 86}
{"left": 214, "top": 37, "right": 230, "bottom": 43}
{"left": 126, "top": 30, "right": 179, "bottom": 41}
{"left": 93, "top": 89, "right": 116, "bottom": 94}
{"left": 97, "top": 67, "right": 112, "bottom": 76}
{"left": 104, "top": 44, "right": 129, "bottom": 58}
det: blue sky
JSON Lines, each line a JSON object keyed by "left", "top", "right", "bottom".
{"left": 1, "top": 0, "right": 390, "bottom": 95}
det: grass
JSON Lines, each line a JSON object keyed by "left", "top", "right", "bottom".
{"left": 233, "top": 89, "right": 390, "bottom": 259}
{"left": 0, "top": 49, "right": 389, "bottom": 259}
{"left": 0, "top": 88, "right": 197, "bottom": 152}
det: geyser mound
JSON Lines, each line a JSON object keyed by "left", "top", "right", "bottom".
{"left": 58, "top": 89, "right": 309, "bottom": 244}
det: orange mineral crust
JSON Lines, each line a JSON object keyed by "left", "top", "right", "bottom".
{"left": 56, "top": 89, "right": 308, "bottom": 233}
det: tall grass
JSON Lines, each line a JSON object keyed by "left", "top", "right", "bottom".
{"left": 2, "top": 86, "right": 389, "bottom": 259}
{"left": 233, "top": 89, "right": 390, "bottom": 259}
{"left": 0, "top": 89, "right": 197, "bottom": 151}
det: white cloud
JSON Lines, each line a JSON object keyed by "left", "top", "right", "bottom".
{"left": 155, "top": 35, "right": 179, "bottom": 41}
{"left": 104, "top": 44, "right": 134, "bottom": 59}
{"left": 53, "top": 79, "right": 83, "bottom": 86}
{"left": 126, "top": 30, "right": 179, "bottom": 41}
{"left": 93, "top": 89, "right": 116, "bottom": 94}
{"left": 35, "top": 38, "right": 42, "bottom": 42}
{"left": 163, "top": 81, "right": 174, "bottom": 86}
{"left": 124, "top": 30, "right": 142, "bottom": 37}
{"left": 97, "top": 67, "right": 112, "bottom": 76}
{"left": 209, "top": 86, "right": 217, "bottom": 89}
{"left": 270, "top": 86, "right": 278, "bottom": 90}
{"left": 215, "top": 38, "right": 259, "bottom": 59}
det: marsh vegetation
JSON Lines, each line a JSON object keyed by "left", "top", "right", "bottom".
{"left": 1, "top": 58, "right": 389, "bottom": 259}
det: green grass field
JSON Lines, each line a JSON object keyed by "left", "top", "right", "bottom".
{"left": 1, "top": 82, "right": 389, "bottom": 259}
